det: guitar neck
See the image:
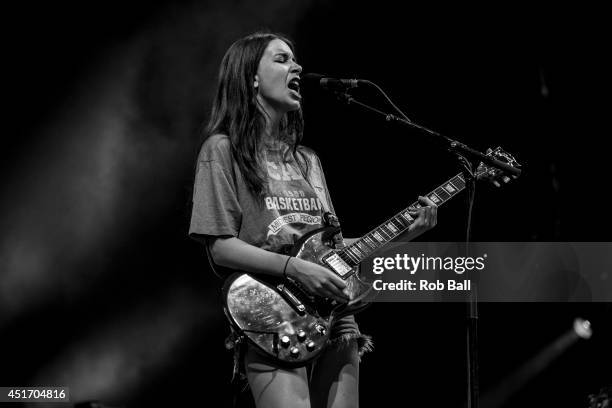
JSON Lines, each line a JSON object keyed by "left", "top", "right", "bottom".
{"left": 338, "top": 172, "right": 470, "bottom": 267}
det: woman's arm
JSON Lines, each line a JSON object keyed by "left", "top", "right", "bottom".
{"left": 209, "top": 237, "right": 350, "bottom": 303}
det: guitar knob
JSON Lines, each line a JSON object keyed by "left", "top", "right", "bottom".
{"left": 306, "top": 341, "right": 316, "bottom": 352}
{"left": 280, "top": 335, "right": 291, "bottom": 348}
{"left": 297, "top": 330, "right": 306, "bottom": 342}
{"left": 315, "top": 324, "right": 327, "bottom": 336}
{"left": 290, "top": 347, "right": 300, "bottom": 358}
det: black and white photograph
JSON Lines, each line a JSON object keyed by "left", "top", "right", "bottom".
{"left": 1, "top": 1, "right": 611, "bottom": 407}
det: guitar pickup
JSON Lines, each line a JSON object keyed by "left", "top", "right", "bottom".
{"left": 323, "top": 252, "right": 353, "bottom": 277}
{"left": 277, "top": 284, "right": 306, "bottom": 316}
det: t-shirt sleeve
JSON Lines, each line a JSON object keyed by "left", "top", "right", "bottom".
{"left": 189, "top": 143, "right": 242, "bottom": 242}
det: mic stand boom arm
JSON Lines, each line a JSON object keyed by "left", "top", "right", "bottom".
{"left": 334, "top": 91, "right": 521, "bottom": 178}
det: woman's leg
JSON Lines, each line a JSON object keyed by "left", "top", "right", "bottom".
{"left": 309, "top": 339, "right": 360, "bottom": 408}
{"left": 245, "top": 345, "right": 311, "bottom": 408}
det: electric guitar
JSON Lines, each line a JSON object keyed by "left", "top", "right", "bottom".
{"left": 222, "top": 147, "right": 520, "bottom": 366}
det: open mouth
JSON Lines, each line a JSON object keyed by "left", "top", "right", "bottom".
{"left": 288, "top": 78, "right": 301, "bottom": 96}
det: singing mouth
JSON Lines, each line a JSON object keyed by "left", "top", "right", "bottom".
{"left": 288, "top": 77, "right": 301, "bottom": 97}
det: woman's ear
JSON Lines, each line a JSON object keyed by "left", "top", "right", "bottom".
{"left": 254, "top": 74, "right": 259, "bottom": 89}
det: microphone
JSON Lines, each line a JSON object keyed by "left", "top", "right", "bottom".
{"left": 302, "top": 73, "right": 364, "bottom": 91}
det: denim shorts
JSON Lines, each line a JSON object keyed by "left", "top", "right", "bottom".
{"left": 325, "top": 314, "right": 373, "bottom": 358}
{"left": 226, "top": 314, "right": 373, "bottom": 390}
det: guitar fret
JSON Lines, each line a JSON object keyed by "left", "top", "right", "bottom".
{"left": 364, "top": 235, "right": 378, "bottom": 248}
{"left": 454, "top": 175, "right": 466, "bottom": 188}
{"left": 443, "top": 181, "right": 458, "bottom": 195}
{"left": 427, "top": 192, "right": 442, "bottom": 205}
{"left": 400, "top": 210, "right": 415, "bottom": 223}
{"left": 348, "top": 247, "right": 362, "bottom": 261}
{"left": 396, "top": 218, "right": 408, "bottom": 231}
{"left": 393, "top": 215, "right": 408, "bottom": 229}
{"left": 356, "top": 241, "right": 370, "bottom": 253}
{"left": 378, "top": 227, "right": 393, "bottom": 240}
{"left": 384, "top": 217, "right": 407, "bottom": 238}
{"left": 373, "top": 231, "right": 385, "bottom": 242}
{"left": 386, "top": 222, "right": 398, "bottom": 234}
{"left": 434, "top": 187, "right": 451, "bottom": 201}
{"left": 351, "top": 246, "right": 365, "bottom": 259}
{"left": 341, "top": 249, "right": 359, "bottom": 264}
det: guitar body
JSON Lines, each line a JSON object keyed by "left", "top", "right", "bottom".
{"left": 222, "top": 226, "right": 373, "bottom": 366}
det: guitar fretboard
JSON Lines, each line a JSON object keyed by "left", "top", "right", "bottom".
{"left": 337, "top": 172, "right": 476, "bottom": 267}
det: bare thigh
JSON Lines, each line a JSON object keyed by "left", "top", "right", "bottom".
{"left": 309, "top": 339, "right": 359, "bottom": 408}
{"left": 245, "top": 346, "right": 311, "bottom": 408}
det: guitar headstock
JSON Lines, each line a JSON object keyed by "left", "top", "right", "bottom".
{"left": 476, "top": 146, "right": 521, "bottom": 187}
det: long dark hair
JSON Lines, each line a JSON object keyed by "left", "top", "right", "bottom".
{"left": 204, "top": 31, "right": 306, "bottom": 197}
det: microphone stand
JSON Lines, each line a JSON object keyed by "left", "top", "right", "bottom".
{"left": 333, "top": 91, "right": 520, "bottom": 408}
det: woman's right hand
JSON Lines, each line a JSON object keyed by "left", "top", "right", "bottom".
{"left": 286, "top": 257, "right": 350, "bottom": 303}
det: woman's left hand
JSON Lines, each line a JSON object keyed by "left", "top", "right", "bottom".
{"left": 407, "top": 196, "right": 438, "bottom": 236}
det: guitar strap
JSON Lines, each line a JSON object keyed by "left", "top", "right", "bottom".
{"left": 305, "top": 153, "right": 346, "bottom": 249}
{"left": 304, "top": 153, "right": 332, "bottom": 214}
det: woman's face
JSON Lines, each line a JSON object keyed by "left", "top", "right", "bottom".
{"left": 255, "top": 39, "right": 303, "bottom": 116}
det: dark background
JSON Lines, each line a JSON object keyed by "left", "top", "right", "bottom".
{"left": 1, "top": 1, "right": 610, "bottom": 407}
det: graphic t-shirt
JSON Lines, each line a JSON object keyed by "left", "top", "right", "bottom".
{"left": 189, "top": 134, "right": 335, "bottom": 264}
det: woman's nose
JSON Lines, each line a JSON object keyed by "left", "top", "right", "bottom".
{"left": 291, "top": 62, "right": 302, "bottom": 74}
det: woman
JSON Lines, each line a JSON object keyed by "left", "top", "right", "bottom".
{"left": 189, "top": 32, "right": 437, "bottom": 408}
